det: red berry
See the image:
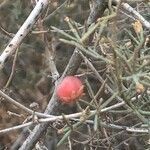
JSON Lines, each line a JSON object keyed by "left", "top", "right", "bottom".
{"left": 56, "top": 76, "right": 84, "bottom": 103}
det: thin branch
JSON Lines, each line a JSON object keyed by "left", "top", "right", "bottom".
{"left": 0, "top": 0, "right": 16, "bottom": 10}
{"left": 43, "top": 0, "right": 68, "bottom": 22}
{"left": 4, "top": 48, "right": 19, "bottom": 88}
{"left": 0, "top": 25, "right": 14, "bottom": 38}
{"left": 0, "top": 0, "right": 49, "bottom": 66}
{"left": 0, "top": 109, "right": 148, "bottom": 134}
{"left": 45, "top": 37, "right": 60, "bottom": 81}
{"left": 121, "top": 2, "right": 150, "bottom": 29}
{"left": 0, "top": 90, "right": 54, "bottom": 118}
{"left": 18, "top": 1, "right": 108, "bottom": 149}
{"left": 114, "top": 0, "right": 150, "bottom": 29}
{"left": 0, "top": 91, "right": 142, "bottom": 135}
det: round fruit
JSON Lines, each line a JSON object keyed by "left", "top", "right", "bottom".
{"left": 56, "top": 76, "right": 84, "bottom": 103}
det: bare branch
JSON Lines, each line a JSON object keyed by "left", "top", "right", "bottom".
{"left": 0, "top": 0, "right": 49, "bottom": 67}
{"left": 18, "top": 1, "right": 108, "bottom": 149}
{"left": 0, "top": 90, "right": 54, "bottom": 118}
{"left": 114, "top": 0, "right": 150, "bottom": 29}
{"left": 1, "top": 108, "right": 148, "bottom": 134}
